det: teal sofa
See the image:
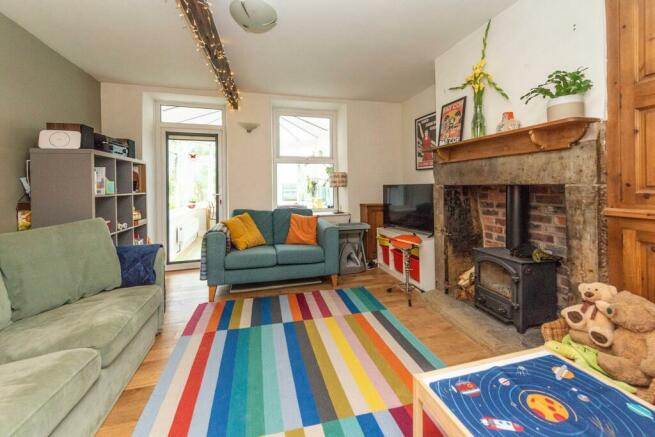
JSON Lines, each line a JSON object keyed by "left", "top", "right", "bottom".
{"left": 0, "top": 219, "right": 165, "bottom": 437}
{"left": 205, "top": 208, "right": 338, "bottom": 300}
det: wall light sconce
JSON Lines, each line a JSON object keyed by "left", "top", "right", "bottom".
{"left": 238, "top": 122, "right": 260, "bottom": 133}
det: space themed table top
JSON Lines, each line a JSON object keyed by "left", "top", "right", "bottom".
{"left": 415, "top": 348, "right": 655, "bottom": 437}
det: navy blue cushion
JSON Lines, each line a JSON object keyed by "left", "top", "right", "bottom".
{"left": 115, "top": 244, "right": 161, "bottom": 287}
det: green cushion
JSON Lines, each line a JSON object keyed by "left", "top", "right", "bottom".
{"left": 272, "top": 208, "right": 313, "bottom": 244}
{"left": 0, "top": 276, "right": 10, "bottom": 330}
{"left": 232, "top": 209, "right": 273, "bottom": 245}
{"left": 0, "top": 218, "right": 121, "bottom": 321}
{"left": 275, "top": 244, "right": 324, "bottom": 265}
{"left": 0, "top": 285, "right": 162, "bottom": 367}
{"left": 224, "top": 246, "right": 277, "bottom": 270}
{"left": 0, "top": 348, "right": 100, "bottom": 437}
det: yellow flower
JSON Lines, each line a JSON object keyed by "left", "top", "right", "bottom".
{"left": 480, "top": 59, "right": 487, "bottom": 67}
{"left": 472, "top": 83, "right": 479, "bottom": 92}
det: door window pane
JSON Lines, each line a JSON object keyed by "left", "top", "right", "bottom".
{"left": 161, "top": 105, "right": 223, "bottom": 126}
{"left": 167, "top": 135, "right": 218, "bottom": 263}
{"left": 276, "top": 163, "right": 334, "bottom": 209}
{"left": 279, "top": 115, "right": 331, "bottom": 157}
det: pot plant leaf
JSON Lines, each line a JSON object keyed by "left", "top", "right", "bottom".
{"left": 521, "top": 67, "right": 593, "bottom": 104}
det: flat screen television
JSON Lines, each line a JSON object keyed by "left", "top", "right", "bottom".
{"left": 383, "top": 184, "right": 434, "bottom": 233}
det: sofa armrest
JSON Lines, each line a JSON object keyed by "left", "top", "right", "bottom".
{"left": 154, "top": 247, "right": 166, "bottom": 288}
{"left": 317, "top": 219, "right": 339, "bottom": 275}
{"left": 206, "top": 230, "right": 227, "bottom": 286}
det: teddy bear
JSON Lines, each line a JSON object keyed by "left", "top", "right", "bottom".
{"left": 594, "top": 291, "right": 655, "bottom": 402}
{"left": 561, "top": 282, "right": 617, "bottom": 349}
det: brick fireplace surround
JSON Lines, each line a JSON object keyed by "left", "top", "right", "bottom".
{"left": 431, "top": 123, "right": 608, "bottom": 309}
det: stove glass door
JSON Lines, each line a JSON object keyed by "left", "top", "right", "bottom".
{"left": 479, "top": 261, "right": 513, "bottom": 300}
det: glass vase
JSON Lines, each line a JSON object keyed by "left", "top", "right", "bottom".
{"left": 472, "top": 91, "right": 486, "bottom": 138}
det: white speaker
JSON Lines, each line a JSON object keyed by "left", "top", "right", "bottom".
{"left": 38, "top": 130, "right": 81, "bottom": 149}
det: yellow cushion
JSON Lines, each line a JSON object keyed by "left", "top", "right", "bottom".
{"left": 222, "top": 213, "right": 266, "bottom": 250}
{"left": 286, "top": 213, "right": 318, "bottom": 245}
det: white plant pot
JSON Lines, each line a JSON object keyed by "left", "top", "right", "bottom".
{"left": 546, "top": 94, "right": 585, "bottom": 121}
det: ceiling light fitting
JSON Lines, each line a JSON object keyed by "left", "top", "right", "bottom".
{"left": 229, "top": 0, "right": 277, "bottom": 33}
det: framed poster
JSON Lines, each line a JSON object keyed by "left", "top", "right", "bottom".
{"left": 437, "top": 97, "right": 466, "bottom": 146}
{"left": 415, "top": 112, "right": 437, "bottom": 170}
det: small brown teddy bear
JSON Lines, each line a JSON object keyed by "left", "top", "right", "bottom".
{"left": 595, "top": 291, "right": 655, "bottom": 402}
{"left": 561, "top": 282, "right": 617, "bottom": 348}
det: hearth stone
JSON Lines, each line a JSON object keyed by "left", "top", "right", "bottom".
{"left": 474, "top": 247, "right": 558, "bottom": 333}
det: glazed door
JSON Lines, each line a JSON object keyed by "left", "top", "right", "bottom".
{"left": 166, "top": 132, "right": 220, "bottom": 264}
{"left": 606, "top": 0, "right": 655, "bottom": 300}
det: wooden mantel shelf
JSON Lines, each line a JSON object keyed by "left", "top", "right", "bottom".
{"left": 432, "top": 117, "right": 599, "bottom": 164}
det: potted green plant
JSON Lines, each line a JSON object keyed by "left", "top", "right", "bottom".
{"left": 521, "top": 67, "right": 593, "bottom": 121}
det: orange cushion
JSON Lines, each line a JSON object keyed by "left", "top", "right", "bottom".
{"left": 222, "top": 213, "right": 266, "bottom": 250}
{"left": 286, "top": 213, "right": 318, "bottom": 245}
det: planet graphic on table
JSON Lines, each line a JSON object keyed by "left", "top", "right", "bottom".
{"left": 524, "top": 392, "right": 570, "bottom": 423}
{"left": 498, "top": 377, "right": 510, "bottom": 386}
{"left": 577, "top": 394, "right": 591, "bottom": 403}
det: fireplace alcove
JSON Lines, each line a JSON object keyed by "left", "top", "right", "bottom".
{"left": 428, "top": 120, "right": 608, "bottom": 337}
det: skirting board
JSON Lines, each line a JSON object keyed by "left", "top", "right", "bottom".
{"left": 230, "top": 278, "right": 323, "bottom": 293}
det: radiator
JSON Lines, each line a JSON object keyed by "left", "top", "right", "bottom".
{"left": 176, "top": 215, "right": 199, "bottom": 253}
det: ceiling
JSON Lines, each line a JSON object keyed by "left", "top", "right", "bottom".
{"left": 0, "top": 0, "right": 517, "bottom": 102}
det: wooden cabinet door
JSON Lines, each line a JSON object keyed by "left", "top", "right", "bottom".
{"left": 609, "top": 0, "right": 655, "bottom": 208}
{"left": 608, "top": 219, "right": 655, "bottom": 301}
{"left": 607, "top": 0, "right": 655, "bottom": 300}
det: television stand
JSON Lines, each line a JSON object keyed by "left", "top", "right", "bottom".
{"left": 376, "top": 226, "right": 435, "bottom": 293}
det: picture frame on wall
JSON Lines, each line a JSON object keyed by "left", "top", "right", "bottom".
{"left": 437, "top": 97, "right": 466, "bottom": 146}
{"left": 415, "top": 112, "right": 437, "bottom": 170}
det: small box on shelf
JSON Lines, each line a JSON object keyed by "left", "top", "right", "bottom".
{"left": 410, "top": 255, "right": 420, "bottom": 282}
{"left": 392, "top": 248, "right": 403, "bottom": 273}
{"left": 133, "top": 164, "right": 146, "bottom": 193}
{"left": 94, "top": 167, "right": 106, "bottom": 195}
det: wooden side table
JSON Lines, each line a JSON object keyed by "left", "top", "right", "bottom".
{"left": 413, "top": 347, "right": 655, "bottom": 436}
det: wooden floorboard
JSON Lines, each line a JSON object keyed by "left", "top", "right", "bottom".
{"left": 96, "top": 268, "right": 492, "bottom": 436}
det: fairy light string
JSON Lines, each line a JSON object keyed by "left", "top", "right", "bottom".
{"left": 177, "top": 0, "right": 241, "bottom": 109}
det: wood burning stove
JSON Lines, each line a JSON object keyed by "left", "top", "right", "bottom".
{"left": 474, "top": 186, "right": 558, "bottom": 333}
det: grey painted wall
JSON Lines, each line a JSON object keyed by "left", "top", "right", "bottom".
{"left": 0, "top": 13, "right": 101, "bottom": 233}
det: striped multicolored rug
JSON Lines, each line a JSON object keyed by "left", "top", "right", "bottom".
{"left": 134, "top": 287, "right": 443, "bottom": 436}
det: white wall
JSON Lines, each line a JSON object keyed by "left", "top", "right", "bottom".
{"left": 346, "top": 100, "right": 403, "bottom": 219}
{"left": 435, "top": 0, "right": 607, "bottom": 141}
{"left": 401, "top": 85, "right": 436, "bottom": 184}
{"left": 101, "top": 83, "right": 403, "bottom": 243}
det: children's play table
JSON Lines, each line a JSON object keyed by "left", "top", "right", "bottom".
{"left": 413, "top": 347, "right": 655, "bottom": 436}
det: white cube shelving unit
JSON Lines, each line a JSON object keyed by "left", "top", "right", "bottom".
{"left": 376, "top": 226, "right": 435, "bottom": 292}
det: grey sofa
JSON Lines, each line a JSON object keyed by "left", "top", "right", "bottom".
{"left": 0, "top": 219, "right": 165, "bottom": 437}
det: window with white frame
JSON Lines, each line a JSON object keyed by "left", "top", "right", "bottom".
{"left": 160, "top": 105, "right": 223, "bottom": 126}
{"left": 274, "top": 109, "right": 336, "bottom": 210}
